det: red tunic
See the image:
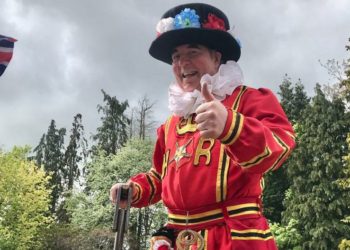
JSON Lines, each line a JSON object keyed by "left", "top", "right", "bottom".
{"left": 130, "top": 85, "right": 296, "bottom": 249}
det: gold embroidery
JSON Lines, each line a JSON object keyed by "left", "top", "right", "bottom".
{"left": 168, "top": 203, "right": 260, "bottom": 226}
{"left": 164, "top": 116, "right": 172, "bottom": 145}
{"left": 176, "top": 115, "right": 197, "bottom": 135}
{"left": 231, "top": 229, "right": 273, "bottom": 241}
{"left": 232, "top": 85, "right": 248, "bottom": 111}
{"left": 222, "top": 112, "right": 244, "bottom": 145}
{"left": 194, "top": 138, "right": 215, "bottom": 166}
{"left": 240, "top": 147, "right": 272, "bottom": 168}
{"left": 200, "top": 230, "right": 208, "bottom": 250}
{"left": 216, "top": 145, "right": 229, "bottom": 202}
{"left": 161, "top": 150, "right": 170, "bottom": 179}
{"left": 169, "top": 139, "right": 192, "bottom": 170}
{"left": 268, "top": 133, "right": 291, "bottom": 172}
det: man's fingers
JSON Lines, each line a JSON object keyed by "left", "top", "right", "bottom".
{"left": 199, "top": 129, "right": 213, "bottom": 139}
{"left": 201, "top": 83, "right": 215, "bottom": 102}
{"left": 110, "top": 182, "right": 135, "bottom": 206}
{"left": 195, "top": 111, "right": 207, "bottom": 124}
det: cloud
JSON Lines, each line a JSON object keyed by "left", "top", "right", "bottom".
{"left": 0, "top": 0, "right": 349, "bottom": 149}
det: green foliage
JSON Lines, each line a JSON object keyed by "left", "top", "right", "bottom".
{"left": 58, "top": 114, "right": 89, "bottom": 222}
{"left": 33, "top": 119, "right": 66, "bottom": 213}
{"left": 64, "top": 113, "right": 88, "bottom": 190}
{"left": 41, "top": 223, "right": 114, "bottom": 250}
{"left": 270, "top": 219, "right": 302, "bottom": 250}
{"left": 339, "top": 239, "right": 350, "bottom": 250}
{"left": 263, "top": 167, "right": 290, "bottom": 223}
{"left": 278, "top": 75, "right": 310, "bottom": 123}
{"left": 0, "top": 147, "right": 53, "bottom": 250}
{"left": 282, "top": 84, "right": 350, "bottom": 249}
{"left": 340, "top": 38, "right": 350, "bottom": 102}
{"left": 66, "top": 138, "right": 167, "bottom": 249}
{"left": 337, "top": 133, "right": 350, "bottom": 245}
{"left": 92, "top": 90, "right": 130, "bottom": 155}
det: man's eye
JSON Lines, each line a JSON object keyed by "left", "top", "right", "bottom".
{"left": 188, "top": 50, "right": 199, "bottom": 57}
{"left": 172, "top": 54, "right": 180, "bottom": 62}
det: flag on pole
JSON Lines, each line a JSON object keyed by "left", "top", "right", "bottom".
{"left": 0, "top": 34, "right": 17, "bottom": 77}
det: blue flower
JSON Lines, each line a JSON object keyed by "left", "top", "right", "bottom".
{"left": 174, "top": 8, "right": 200, "bottom": 29}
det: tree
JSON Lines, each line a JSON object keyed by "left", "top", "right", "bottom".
{"left": 129, "top": 96, "right": 157, "bottom": 140}
{"left": 0, "top": 147, "right": 53, "bottom": 249}
{"left": 66, "top": 139, "right": 166, "bottom": 249}
{"left": 340, "top": 38, "right": 350, "bottom": 105}
{"left": 54, "top": 114, "right": 89, "bottom": 223}
{"left": 92, "top": 90, "right": 130, "bottom": 155}
{"left": 33, "top": 120, "right": 66, "bottom": 214}
{"left": 270, "top": 219, "right": 302, "bottom": 250}
{"left": 337, "top": 38, "right": 350, "bottom": 247}
{"left": 263, "top": 77, "right": 309, "bottom": 223}
{"left": 278, "top": 75, "right": 310, "bottom": 124}
{"left": 282, "top": 84, "right": 350, "bottom": 249}
{"left": 336, "top": 133, "right": 350, "bottom": 249}
{"left": 135, "top": 95, "right": 156, "bottom": 140}
{"left": 64, "top": 113, "right": 88, "bottom": 190}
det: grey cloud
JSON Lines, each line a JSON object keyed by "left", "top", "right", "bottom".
{"left": 0, "top": 0, "right": 349, "bottom": 149}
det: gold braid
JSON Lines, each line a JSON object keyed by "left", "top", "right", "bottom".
{"left": 176, "top": 229, "right": 204, "bottom": 250}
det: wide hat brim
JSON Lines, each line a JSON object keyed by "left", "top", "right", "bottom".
{"left": 149, "top": 28, "right": 241, "bottom": 65}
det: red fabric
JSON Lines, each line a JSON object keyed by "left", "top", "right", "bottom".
{"left": 158, "top": 246, "right": 171, "bottom": 250}
{"left": 130, "top": 85, "right": 295, "bottom": 249}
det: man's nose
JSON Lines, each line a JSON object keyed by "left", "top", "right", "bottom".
{"left": 178, "top": 54, "right": 190, "bottom": 66}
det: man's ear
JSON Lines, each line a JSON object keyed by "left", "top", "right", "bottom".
{"left": 214, "top": 51, "right": 222, "bottom": 68}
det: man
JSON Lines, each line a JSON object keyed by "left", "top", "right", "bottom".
{"left": 110, "top": 3, "right": 295, "bottom": 249}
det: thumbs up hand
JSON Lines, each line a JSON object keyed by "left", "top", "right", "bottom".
{"left": 195, "top": 83, "right": 228, "bottom": 139}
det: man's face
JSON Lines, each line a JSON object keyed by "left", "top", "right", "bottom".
{"left": 171, "top": 44, "right": 221, "bottom": 92}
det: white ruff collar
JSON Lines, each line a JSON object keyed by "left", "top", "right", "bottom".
{"left": 168, "top": 61, "right": 244, "bottom": 118}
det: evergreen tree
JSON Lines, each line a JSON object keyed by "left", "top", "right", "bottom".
{"left": 282, "top": 84, "right": 350, "bottom": 249}
{"left": 64, "top": 113, "right": 88, "bottom": 190}
{"left": 92, "top": 90, "right": 130, "bottom": 155}
{"left": 33, "top": 120, "right": 66, "bottom": 214}
{"left": 337, "top": 39, "right": 350, "bottom": 248}
{"left": 341, "top": 38, "right": 350, "bottom": 102}
{"left": 55, "top": 114, "right": 89, "bottom": 222}
{"left": 278, "top": 75, "right": 310, "bottom": 123}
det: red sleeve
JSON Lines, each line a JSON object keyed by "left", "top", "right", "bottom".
{"left": 218, "top": 87, "right": 296, "bottom": 174}
{"left": 129, "top": 124, "right": 165, "bottom": 207}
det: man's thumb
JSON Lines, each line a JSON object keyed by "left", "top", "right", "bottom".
{"left": 201, "top": 82, "right": 215, "bottom": 102}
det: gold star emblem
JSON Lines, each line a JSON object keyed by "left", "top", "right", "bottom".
{"left": 169, "top": 139, "right": 192, "bottom": 170}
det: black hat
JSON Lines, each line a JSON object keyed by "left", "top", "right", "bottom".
{"left": 149, "top": 3, "right": 241, "bottom": 64}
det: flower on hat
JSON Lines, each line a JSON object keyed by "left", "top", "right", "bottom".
{"left": 203, "top": 13, "right": 226, "bottom": 31}
{"left": 156, "top": 17, "right": 175, "bottom": 35}
{"left": 174, "top": 8, "right": 200, "bottom": 29}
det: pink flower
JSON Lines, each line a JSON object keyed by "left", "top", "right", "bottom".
{"left": 202, "top": 13, "right": 226, "bottom": 31}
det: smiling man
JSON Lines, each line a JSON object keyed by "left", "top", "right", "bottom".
{"left": 171, "top": 44, "right": 221, "bottom": 92}
{"left": 110, "top": 3, "right": 296, "bottom": 249}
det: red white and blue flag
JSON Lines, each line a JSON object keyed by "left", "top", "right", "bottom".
{"left": 0, "top": 34, "right": 17, "bottom": 77}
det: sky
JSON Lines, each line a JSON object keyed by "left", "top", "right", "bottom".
{"left": 0, "top": 0, "right": 349, "bottom": 150}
